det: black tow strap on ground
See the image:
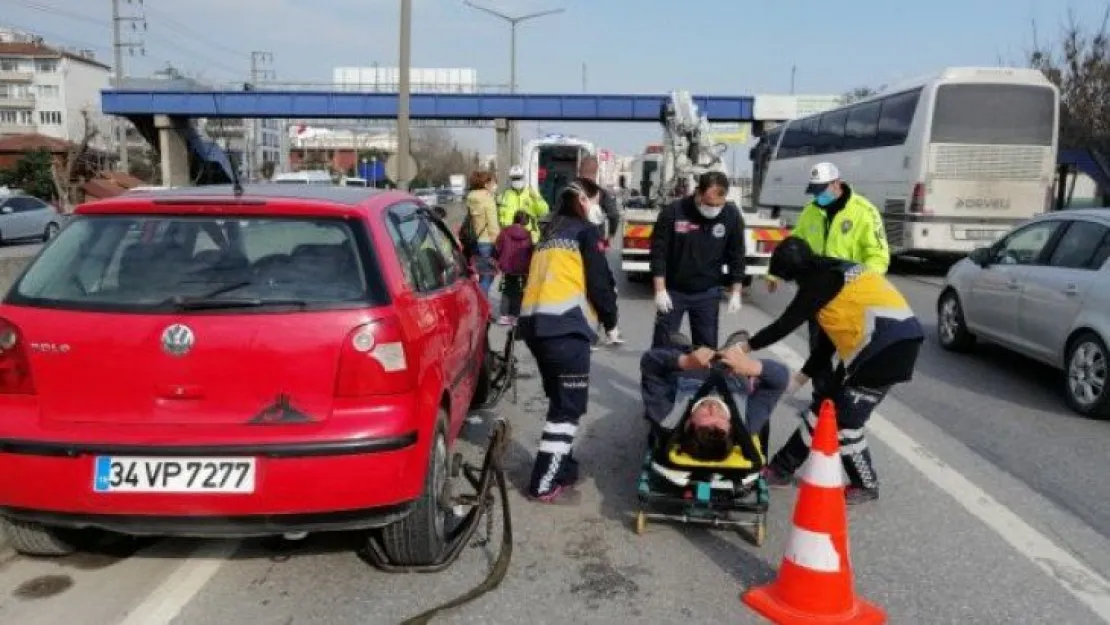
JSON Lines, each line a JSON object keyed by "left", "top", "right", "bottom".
{"left": 363, "top": 419, "right": 513, "bottom": 625}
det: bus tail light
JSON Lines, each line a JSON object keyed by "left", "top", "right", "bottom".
{"left": 909, "top": 183, "right": 926, "bottom": 214}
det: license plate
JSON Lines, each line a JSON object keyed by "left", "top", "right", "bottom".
{"left": 93, "top": 457, "right": 256, "bottom": 493}
{"left": 963, "top": 229, "right": 999, "bottom": 240}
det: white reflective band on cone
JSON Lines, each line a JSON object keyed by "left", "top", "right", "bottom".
{"left": 799, "top": 449, "right": 843, "bottom": 488}
{"left": 784, "top": 527, "right": 841, "bottom": 573}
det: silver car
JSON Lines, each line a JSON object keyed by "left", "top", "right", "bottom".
{"left": 0, "top": 194, "right": 62, "bottom": 243}
{"left": 937, "top": 209, "right": 1110, "bottom": 419}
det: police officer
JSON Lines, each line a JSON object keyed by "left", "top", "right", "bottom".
{"left": 498, "top": 165, "right": 549, "bottom": 243}
{"left": 650, "top": 171, "right": 746, "bottom": 349}
{"left": 518, "top": 177, "right": 619, "bottom": 503}
{"left": 744, "top": 237, "right": 923, "bottom": 505}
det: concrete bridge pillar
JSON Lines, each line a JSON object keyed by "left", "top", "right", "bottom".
{"left": 494, "top": 118, "right": 510, "bottom": 188}
{"left": 154, "top": 114, "right": 191, "bottom": 187}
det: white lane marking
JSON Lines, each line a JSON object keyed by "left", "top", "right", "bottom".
{"left": 117, "top": 540, "right": 240, "bottom": 625}
{"left": 765, "top": 342, "right": 1110, "bottom": 622}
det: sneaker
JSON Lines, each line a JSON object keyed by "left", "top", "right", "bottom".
{"left": 761, "top": 464, "right": 795, "bottom": 488}
{"left": 496, "top": 315, "right": 513, "bottom": 326}
{"left": 528, "top": 483, "right": 581, "bottom": 505}
{"left": 845, "top": 486, "right": 879, "bottom": 505}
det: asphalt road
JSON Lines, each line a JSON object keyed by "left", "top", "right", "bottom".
{"left": 3, "top": 247, "right": 1110, "bottom": 624}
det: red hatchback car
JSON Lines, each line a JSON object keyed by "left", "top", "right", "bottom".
{"left": 0, "top": 185, "right": 493, "bottom": 565}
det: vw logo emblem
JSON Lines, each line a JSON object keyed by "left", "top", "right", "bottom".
{"left": 161, "top": 324, "right": 195, "bottom": 357}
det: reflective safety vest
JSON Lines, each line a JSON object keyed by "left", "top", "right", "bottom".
{"left": 498, "top": 187, "right": 549, "bottom": 243}
{"left": 519, "top": 219, "right": 596, "bottom": 340}
{"left": 817, "top": 263, "right": 922, "bottom": 369}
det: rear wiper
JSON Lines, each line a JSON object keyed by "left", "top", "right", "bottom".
{"left": 170, "top": 297, "right": 308, "bottom": 311}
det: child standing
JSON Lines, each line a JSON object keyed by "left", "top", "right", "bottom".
{"left": 494, "top": 210, "right": 534, "bottom": 326}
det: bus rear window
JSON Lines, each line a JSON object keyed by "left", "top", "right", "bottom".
{"left": 930, "top": 84, "right": 1055, "bottom": 146}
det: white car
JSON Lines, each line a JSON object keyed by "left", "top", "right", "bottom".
{"left": 937, "top": 209, "right": 1110, "bottom": 419}
{"left": 0, "top": 194, "right": 62, "bottom": 242}
{"left": 413, "top": 188, "right": 438, "bottom": 207}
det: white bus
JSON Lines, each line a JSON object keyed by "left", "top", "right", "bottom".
{"left": 523, "top": 134, "right": 596, "bottom": 208}
{"left": 753, "top": 67, "right": 1060, "bottom": 259}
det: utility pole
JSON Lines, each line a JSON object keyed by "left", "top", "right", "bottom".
{"left": 397, "top": 0, "right": 413, "bottom": 190}
{"left": 581, "top": 62, "right": 587, "bottom": 93}
{"left": 248, "top": 51, "right": 275, "bottom": 181}
{"left": 463, "top": 1, "right": 565, "bottom": 169}
{"left": 111, "top": 0, "right": 146, "bottom": 173}
{"left": 790, "top": 64, "right": 797, "bottom": 95}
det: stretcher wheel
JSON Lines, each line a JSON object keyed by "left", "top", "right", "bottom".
{"left": 752, "top": 518, "right": 767, "bottom": 547}
{"left": 634, "top": 510, "right": 647, "bottom": 535}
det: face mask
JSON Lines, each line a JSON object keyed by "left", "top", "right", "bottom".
{"left": 510, "top": 179, "right": 524, "bottom": 190}
{"left": 586, "top": 202, "right": 606, "bottom": 225}
{"left": 814, "top": 189, "right": 836, "bottom": 207}
{"left": 698, "top": 204, "right": 723, "bottom": 220}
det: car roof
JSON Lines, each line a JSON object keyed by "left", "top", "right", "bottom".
{"left": 76, "top": 184, "right": 413, "bottom": 218}
{"left": 1036, "top": 208, "right": 1110, "bottom": 225}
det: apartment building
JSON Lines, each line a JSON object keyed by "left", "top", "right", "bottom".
{"left": 0, "top": 27, "right": 111, "bottom": 150}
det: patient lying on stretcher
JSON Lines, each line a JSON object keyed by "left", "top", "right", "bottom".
{"left": 640, "top": 334, "right": 791, "bottom": 464}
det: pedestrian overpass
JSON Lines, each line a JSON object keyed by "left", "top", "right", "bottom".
{"left": 99, "top": 88, "right": 817, "bottom": 185}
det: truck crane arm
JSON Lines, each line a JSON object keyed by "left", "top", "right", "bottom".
{"left": 654, "top": 90, "right": 728, "bottom": 206}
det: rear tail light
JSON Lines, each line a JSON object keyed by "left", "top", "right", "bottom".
{"left": 623, "top": 237, "right": 650, "bottom": 250}
{"left": 0, "top": 318, "right": 34, "bottom": 395}
{"left": 335, "top": 315, "right": 415, "bottom": 397}
{"left": 909, "top": 182, "right": 926, "bottom": 214}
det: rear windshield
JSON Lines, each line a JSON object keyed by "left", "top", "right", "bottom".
{"left": 9, "top": 215, "right": 386, "bottom": 313}
{"left": 930, "top": 84, "right": 1056, "bottom": 146}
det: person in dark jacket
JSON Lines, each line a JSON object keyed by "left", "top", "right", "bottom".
{"left": 640, "top": 337, "right": 789, "bottom": 459}
{"left": 494, "top": 210, "right": 534, "bottom": 325}
{"left": 518, "top": 177, "right": 620, "bottom": 503}
{"left": 578, "top": 155, "right": 621, "bottom": 242}
{"left": 743, "top": 237, "right": 924, "bottom": 505}
{"left": 649, "top": 171, "right": 746, "bottom": 349}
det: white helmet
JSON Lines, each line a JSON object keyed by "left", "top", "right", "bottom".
{"left": 509, "top": 165, "right": 524, "bottom": 179}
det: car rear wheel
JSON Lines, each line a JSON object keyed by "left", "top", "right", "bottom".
{"left": 469, "top": 330, "right": 494, "bottom": 409}
{"left": 378, "top": 414, "right": 449, "bottom": 565}
{"left": 937, "top": 290, "right": 975, "bottom": 352}
{"left": 1064, "top": 332, "right": 1110, "bottom": 420}
{"left": 1, "top": 518, "right": 83, "bottom": 557}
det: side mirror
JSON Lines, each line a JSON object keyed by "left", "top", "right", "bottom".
{"left": 968, "top": 247, "right": 991, "bottom": 267}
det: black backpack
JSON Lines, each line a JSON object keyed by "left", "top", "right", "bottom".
{"left": 458, "top": 212, "right": 480, "bottom": 258}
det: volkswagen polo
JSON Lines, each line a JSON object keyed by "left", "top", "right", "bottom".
{"left": 0, "top": 185, "right": 493, "bottom": 566}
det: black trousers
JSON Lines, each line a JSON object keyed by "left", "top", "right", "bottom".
{"left": 650, "top": 287, "right": 722, "bottom": 349}
{"left": 524, "top": 335, "right": 591, "bottom": 496}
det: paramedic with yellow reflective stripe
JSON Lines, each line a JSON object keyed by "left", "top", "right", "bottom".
{"left": 498, "top": 165, "right": 549, "bottom": 242}
{"left": 744, "top": 237, "right": 923, "bottom": 505}
{"left": 518, "top": 177, "right": 619, "bottom": 503}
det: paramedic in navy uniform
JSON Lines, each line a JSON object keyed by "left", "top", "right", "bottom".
{"left": 649, "top": 171, "right": 746, "bottom": 349}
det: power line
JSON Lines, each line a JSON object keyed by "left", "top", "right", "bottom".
{"left": 142, "top": 5, "right": 246, "bottom": 57}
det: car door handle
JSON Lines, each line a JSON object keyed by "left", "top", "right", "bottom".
{"left": 1063, "top": 284, "right": 1079, "bottom": 296}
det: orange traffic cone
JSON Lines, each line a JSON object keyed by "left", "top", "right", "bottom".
{"left": 742, "top": 399, "right": 886, "bottom": 624}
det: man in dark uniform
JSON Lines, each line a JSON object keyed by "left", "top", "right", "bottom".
{"left": 649, "top": 171, "right": 746, "bottom": 349}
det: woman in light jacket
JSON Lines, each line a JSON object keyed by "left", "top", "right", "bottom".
{"left": 465, "top": 169, "right": 501, "bottom": 297}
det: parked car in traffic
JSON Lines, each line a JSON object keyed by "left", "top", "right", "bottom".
{"left": 937, "top": 209, "right": 1110, "bottom": 419}
{"left": 413, "top": 188, "right": 438, "bottom": 208}
{"left": 0, "top": 193, "right": 62, "bottom": 243}
{"left": 0, "top": 184, "right": 494, "bottom": 565}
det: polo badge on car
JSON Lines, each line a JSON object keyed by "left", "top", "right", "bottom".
{"left": 161, "top": 323, "right": 195, "bottom": 357}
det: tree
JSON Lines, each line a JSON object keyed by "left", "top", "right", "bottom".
{"left": 1029, "top": 7, "right": 1110, "bottom": 148}
{"left": 410, "top": 127, "right": 480, "bottom": 185}
{"left": 52, "top": 108, "right": 102, "bottom": 210}
{"left": 260, "top": 160, "right": 276, "bottom": 180}
{"left": 0, "top": 149, "right": 55, "bottom": 200}
{"left": 842, "top": 85, "right": 883, "bottom": 104}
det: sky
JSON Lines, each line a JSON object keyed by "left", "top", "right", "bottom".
{"left": 3, "top": 0, "right": 1106, "bottom": 171}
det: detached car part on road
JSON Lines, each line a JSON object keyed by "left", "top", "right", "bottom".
{"left": 0, "top": 184, "right": 496, "bottom": 564}
{"left": 936, "top": 209, "right": 1110, "bottom": 419}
